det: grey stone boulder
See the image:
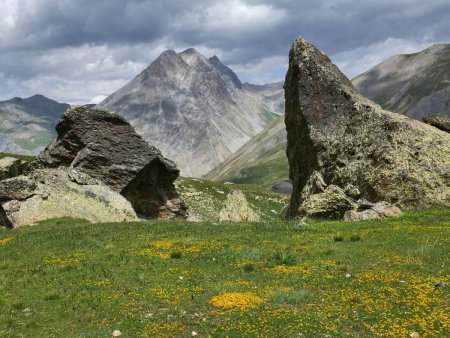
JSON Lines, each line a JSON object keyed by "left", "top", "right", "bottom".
{"left": 32, "top": 105, "right": 187, "bottom": 220}
{"left": 219, "top": 189, "right": 260, "bottom": 222}
{"left": 283, "top": 37, "right": 450, "bottom": 219}
{"left": 422, "top": 114, "right": 450, "bottom": 133}
{"left": 1, "top": 105, "right": 188, "bottom": 228}
{"left": 0, "top": 157, "right": 28, "bottom": 181}
{"left": 299, "top": 185, "right": 357, "bottom": 219}
{"left": 344, "top": 201, "right": 402, "bottom": 221}
{"left": 1, "top": 169, "right": 138, "bottom": 228}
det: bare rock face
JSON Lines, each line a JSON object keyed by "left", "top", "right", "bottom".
{"left": 1, "top": 106, "right": 187, "bottom": 227}
{"left": 0, "top": 157, "right": 28, "bottom": 181}
{"left": 1, "top": 169, "right": 138, "bottom": 228}
{"left": 422, "top": 114, "right": 450, "bottom": 133}
{"left": 218, "top": 189, "right": 260, "bottom": 222}
{"left": 284, "top": 37, "right": 450, "bottom": 219}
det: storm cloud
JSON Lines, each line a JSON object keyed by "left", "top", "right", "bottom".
{"left": 1, "top": 0, "right": 449, "bottom": 103}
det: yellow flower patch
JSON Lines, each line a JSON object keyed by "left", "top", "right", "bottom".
{"left": 210, "top": 292, "right": 265, "bottom": 310}
{"left": 0, "top": 236, "right": 15, "bottom": 245}
{"left": 151, "top": 239, "right": 175, "bottom": 249}
{"left": 267, "top": 264, "right": 310, "bottom": 275}
{"left": 43, "top": 252, "right": 86, "bottom": 266}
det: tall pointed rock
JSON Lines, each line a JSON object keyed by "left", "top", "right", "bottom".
{"left": 284, "top": 37, "right": 450, "bottom": 218}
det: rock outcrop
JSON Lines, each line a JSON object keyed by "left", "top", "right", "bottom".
{"left": 422, "top": 114, "right": 450, "bottom": 133}
{"left": 1, "top": 106, "right": 187, "bottom": 227}
{"left": 0, "top": 157, "right": 28, "bottom": 180}
{"left": 219, "top": 189, "right": 260, "bottom": 222}
{"left": 1, "top": 169, "right": 138, "bottom": 228}
{"left": 283, "top": 37, "right": 450, "bottom": 219}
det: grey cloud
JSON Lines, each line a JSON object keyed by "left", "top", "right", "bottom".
{"left": 1, "top": 0, "right": 449, "bottom": 102}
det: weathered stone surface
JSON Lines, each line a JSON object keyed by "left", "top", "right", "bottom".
{"left": 283, "top": 37, "right": 450, "bottom": 219}
{"left": 219, "top": 189, "right": 260, "bottom": 222}
{"left": 0, "top": 176, "right": 37, "bottom": 201}
{"left": 32, "top": 105, "right": 187, "bottom": 219}
{"left": 344, "top": 201, "right": 402, "bottom": 221}
{"left": 1, "top": 169, "right": 138, "bottom": 227}
{"left": 299, "top": 185, "right": 357, "bottom": 219}
{"left": 0, "top": 157, "right": 28, "bottom": 181}
{"left": 422, "top": 114, "right": 450, "bottom": 133}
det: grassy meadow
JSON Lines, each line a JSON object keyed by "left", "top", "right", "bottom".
{"left": 1, "top": 207, "right": 449, "bottom": 337}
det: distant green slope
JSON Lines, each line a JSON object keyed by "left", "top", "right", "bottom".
{"left": 0, "top": 151, "right": 35, "bottom": 162}
{"left": 0, "top": 95, "right": 68, "bottom": 153}
{"left": 204, "top": 116, "right": 289, "bottom": 189}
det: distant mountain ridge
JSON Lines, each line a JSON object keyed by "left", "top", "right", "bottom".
{"left": 0, "top": 94, "right": 69, "bottom": 154}
{"left": 353, "top": 44, "right": 450, "bottom": 119}
{"left": 97, "top": 48, "right": 280, "bottom": 177}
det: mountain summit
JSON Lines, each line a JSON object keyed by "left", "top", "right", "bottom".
{"left": 97, "top": 49, "right": 277, "bottom": 177}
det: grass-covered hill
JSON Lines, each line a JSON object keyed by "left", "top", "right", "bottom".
{"left": 203, "top": 116, "right": 289, "bottom": 189}
{"left": 1, "top": 208, "right": 449, "bottom": 337}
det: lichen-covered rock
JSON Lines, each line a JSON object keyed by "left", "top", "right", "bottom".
{"left": 32, "top": 105, "right": 187, "bottom": 219}
{"left": 344, "top": 201, "right": 402, "bottom": 221}
{"left": 299, "top": 185, "right": 357, "bottom": 219}
{"left": 0, "top": 157, "right": 28, "bottom": 181}
{"left": 219, "top": 189, "right": 260, "bottom": 222}
{"left": 422, "top": 114, "right": 450, "bottom": 133}
{"left": 1, "top": 169, "right": 138, "bottom": 227}
{"left": 283, "top": 37, "right": 450, "bottom": 219}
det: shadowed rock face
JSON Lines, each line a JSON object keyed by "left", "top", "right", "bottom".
{"left": 29, "top": 106, "right": 187, "bottom": 220}
{"left": 422, "top": 114, "right": 450, "bottom": 133}
{"left": 284, "top": 37, "right": 450, "bottom": 219}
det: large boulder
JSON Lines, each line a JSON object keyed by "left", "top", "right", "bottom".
{"left": 1, "top": 106, "right": 187, "bottom": 227}
{"left": 283, "top": 37, "right": 450, "bottom": 219}
{"left": 1, "top": 169, "right": 138, "bottom": 228}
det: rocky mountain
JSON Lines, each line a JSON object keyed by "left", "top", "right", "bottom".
{"left": 96, "top": 48, "right": 278, "bottom": 177}
{"left": 283, "top": 37, "right": 449, "bottom": 219}
{"left": 0, "top": 95, "right": 69, "bottom": 154}
{"left": 353, "top": 44, "right": 450, "bottom": 119}
{"left": 243, "top": 81, "right": 285, "bottom": 115}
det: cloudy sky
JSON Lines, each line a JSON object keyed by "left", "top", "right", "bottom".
{"left": 1, "top": 0, "right": 449, "bottom": 104}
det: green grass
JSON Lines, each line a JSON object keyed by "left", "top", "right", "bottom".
{"left": 0, "top": 152, "right": 35, "bottom": 162}
{"left": 1, "top": 209, "right": 449, "bottom": 337}
{"left": 175, "top": 177, "right": 289, "bottom": 221}
{"left": 223, "top": 149, "right": 289, "bottom": 189}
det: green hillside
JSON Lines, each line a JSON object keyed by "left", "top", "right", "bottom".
{"left": 1, "top": 207, "right": 449, "bottom": 337}
{"left": 204, "top": 116, "right": 289, "bottom": 189}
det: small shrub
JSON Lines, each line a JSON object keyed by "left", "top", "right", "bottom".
{"left": 273, "top": 250, "right": 297, "bottom": 266}
{"left": 243, "top": 263, "right": 255, "bottom": 272}
{"left": 333, "top": 235, "right": 344, "bottom": 242}
{"left": 170, "top": 251, "right": 182, "bottom": 259}
{"left": 350, "top": 234, "right": 361, "bottom": 242}
{"left": 43, "top": 293, "right": 61, "bottom": 301}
